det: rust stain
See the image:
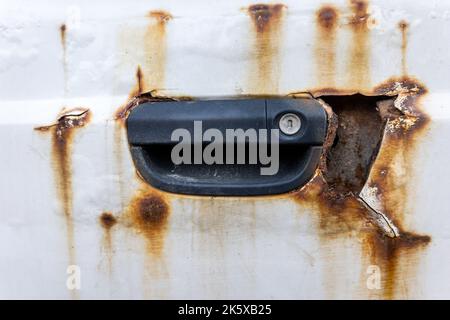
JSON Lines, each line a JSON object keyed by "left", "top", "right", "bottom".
{"left": 363, "top": 230, "right": 430, "bottom": 299}
{"left": 60, "top": 24, "right": 68, "bottom": 96}
{"left": 370, "top": 76, "right": 430, "bottom": 227}
{"left": 315, "top": 6, "right": 339, "bottom": 87}
{"left": 293, "top": 76, "right": 431, "bottom": 299}
{"left": 247, "top": 4, "right": 286, "bottom": 94}
{"left": 34, "top": 107, "right": 91, "bottom": 299}
{"left": 99, "top": 212, "right": 117, "bottom": 273}
{"left": 124, "top": 188, "right": 171, "bottom": 257}
{"left": 128, "top": 65, "right": 145, "bottom": 99}
{"left": 347, "top": 0, "right": 371, "bottom": 89}
{"left": 398, "top": 21, "right": 409, "bottom": 76}
{"left": 142, "top": 10, "right": 172, "bottom": 93}
{"left": 60, "top": 24, "right": 66, "bottom": 46}
{"left": 114, "top": 90, "right": 177, "bottom": 123}
{"left": 100, "top": 212, "right": 117, "bottom": 229}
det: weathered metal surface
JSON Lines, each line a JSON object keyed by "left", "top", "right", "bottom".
{"left": 0, "top": 0, "right": 449, "bottom": 299}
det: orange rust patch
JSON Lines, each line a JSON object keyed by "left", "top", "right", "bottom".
{"left": 148, "top": 10, "right": 173, "bottom": 22}
{"left": 248, "top": 4, "right": 285, "bottom": 33}
{"left": 370, "top": 77, "right": 430, "bottom": 234}
{"left": 398, "top": 21, "right": 409, "bottom": 75}
{"left": 247, "top": 4, "right": 286, "bottom": 94}
{"left": 347, "top": 0, "right": 371, "bottom": 89}
{"left": 34, "top": 108, "right": 91, "bottom": 299}
{"left": 125, "top": 190, "right": 171, "bottom": 257}
{"left": 315, "top": 6, "right": 340, "bottom": 88}
{"left": 141, "top": 10, "right": 172, "bottom": 93}
{"left": 317, "top": 6, "right": 339, "bottom": 29}
{"left": 293, "top": 76, "right": 431, "bottom": 299}
{"left": 100, "top": 212, "right": 117, "bottom": 229}
{"left": 363, "top": 230, "right": 430, "bottom": 299}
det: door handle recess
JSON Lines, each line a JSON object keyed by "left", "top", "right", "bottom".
{"left": 126, "top": 98, "right": 327, "bottom": 196}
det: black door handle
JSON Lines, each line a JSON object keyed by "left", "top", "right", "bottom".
{"left": 126, "top": 98, "right": 327, "bottom": 196}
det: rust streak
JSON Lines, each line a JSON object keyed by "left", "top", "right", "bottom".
{"left": 60, "top": 24, "right": 68, "bottom": 97}
{"left": 142, "top": 10, "right": 172, "bottom": 93}
{"left": 124, "top": 189, "right": 171, "bottom": 257}
{"left": 35, "top": 107, "right": 91, "bottom": 299}
{"left": 99, "top": 212, "right": 117, "bottom": 273}
{"left": 347, "top": 0, "right": 371, "bottom": 89}
{"left": 247, "top": 4, "right": 286, "bottom": 94}
{"left": 315, "top": 6, "right": 339, "bottom": 87}
{"left": 398, "top": 21, "right": 409, "bottom": 76}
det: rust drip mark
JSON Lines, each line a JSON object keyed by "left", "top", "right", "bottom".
{"left": 347, "top": 0, "right": 371, "bottom": 89}
{"left": 143, "top": 10, "right": 172, "bottom": 92}
{"left": 135, "top": 66, "right": 144, "bottom": 95}
{"left": 364, "top": 230, "right": 430, "bottom": 299}
{"left": 34, "top": 108, "right": 91, "bottom": 294}
{"left": 247, "top": 4, "right": 286, "bottom": 94}
{"left": 125, "top": 190, "right": 171, "bottom": 257}
{"left": 315, "top": 6, "right": 339, "bottom": 87}
{"left": 293, "top": 77, "right": 431, "bottom": 298}
{"left": 99, "top": 212, "right": 117, "bottom": 273}
{"left": 60, "top": 24, "right": 66, "bottom": 46}
{"left": 398, "top": 21, "right": 409, "bottom": 76}
{"left": 60, "top": 24, "right": 68, "bottom": 97}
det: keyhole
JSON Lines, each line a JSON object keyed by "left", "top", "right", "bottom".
{"left": 279, "top": 113, "right": 301, "bottom": 135}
